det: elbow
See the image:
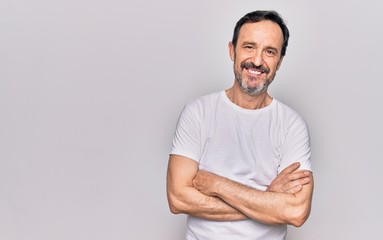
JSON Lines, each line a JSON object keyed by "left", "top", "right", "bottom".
{"left": 167, "top": 192, "right": 185, "bottom": 215}
{"left": 284, "top": 189, "right": 313, "bottom": 227}
{"left": 169, "top": 204, "right": 182, "bottom": 215}
{"left": 168, "top": 200, "right": 182, "bottom": 215}
{"left": 289, "top": 216, "right": 308, "bottom": 228}
{"left": 286, "top": 205, "right": 311, "bottom": 227}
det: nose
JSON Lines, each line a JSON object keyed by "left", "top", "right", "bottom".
{"left": 251, "top": 51, "right": 263, "bottom": 67}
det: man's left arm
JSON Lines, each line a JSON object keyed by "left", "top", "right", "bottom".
{"left": 193, "top": 167, "right": 314, "bottom": 227}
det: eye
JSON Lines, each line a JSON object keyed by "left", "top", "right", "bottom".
{"left": 244, "top": 45, "right": 254, "bottom": 51}
{"left": 265, "top": 49, "right": 277, "bottom": 56}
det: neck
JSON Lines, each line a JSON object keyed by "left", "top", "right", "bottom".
{"left": 226, "top": 84, "right": 273, "bottom": 110}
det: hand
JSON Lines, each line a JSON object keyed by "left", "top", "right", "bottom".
{"left": 267, "top": 162, "right": 311, "bottom": 194}
{"left": 193, "top": 170, "right": 221, "bottom": 197}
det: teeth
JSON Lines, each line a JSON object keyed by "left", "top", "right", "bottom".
{"left": 249, "top": 69, "right": 261, "bottom": 75}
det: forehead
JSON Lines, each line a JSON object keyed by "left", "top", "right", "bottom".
{"left": 237, "top": 20, "right": 284, "bottom": 48}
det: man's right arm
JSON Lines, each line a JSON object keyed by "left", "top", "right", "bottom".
{"left": 166, "top": 154, "right": 248, "bottom": 221}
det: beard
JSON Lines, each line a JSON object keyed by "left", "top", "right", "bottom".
{"left": 234, "top": 61, "right": 276, "bottom": 96}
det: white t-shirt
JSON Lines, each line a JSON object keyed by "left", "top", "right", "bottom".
{"left": 170, "top": 91, "right": 312, "bottom": 240}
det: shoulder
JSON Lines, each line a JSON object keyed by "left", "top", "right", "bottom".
{"left": 272, "top": 99, "right": 308, "bottom": 128}
{"left": 183, "top": 91, "right": 222, "bottom": 113}
{"left": 186, "top": 91, "right": 221, "bottom": 106}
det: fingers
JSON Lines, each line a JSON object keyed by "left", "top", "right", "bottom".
{"left": 281, "top": 172, "right": 311, "bottom": 193}
{"left": 283, "top": 175, "right": 310, "bottom": 190}
{"left": 267, "top": 163, "right": 312, "bottom": 194}
{"left": 284, "top": 185, "right": 303, "bottom": 194}
{"left": 279, "top": 162, "right": 301, "bottom": 175}
{"left": 286, "top": 170, "right": 311, "bottom": 182}
{"left": 275, "top": 169, "right": 309, "bottom": 189}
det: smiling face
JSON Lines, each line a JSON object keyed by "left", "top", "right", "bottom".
{"left": 229, "top": 20, "right": 284, "bottom": 96}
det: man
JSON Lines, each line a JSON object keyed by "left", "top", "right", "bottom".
{"left": 166, "top": 10, "right": 314, "bottom": 240}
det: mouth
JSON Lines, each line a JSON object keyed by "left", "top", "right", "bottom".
{"left": 240, "top": 62, "right": 269, "bottom": 77}
{"left": 247, "top": 68, "right": 264, "bottom": 76}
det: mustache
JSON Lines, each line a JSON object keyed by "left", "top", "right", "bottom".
{"left": 240, "top": 62, "right": 270, "bottom": 74}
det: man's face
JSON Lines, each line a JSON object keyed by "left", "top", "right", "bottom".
{"left": 229, "top": 20, "right": 284, "bottom": 96}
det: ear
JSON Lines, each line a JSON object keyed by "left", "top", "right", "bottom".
{"left": 228, "top": 42, "right": 235, "bottom": 61}
{"left": 276, "top": 56, "right": 284, "bottom": 70}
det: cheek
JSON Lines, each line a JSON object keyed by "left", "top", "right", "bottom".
{"left": 233, "top": 59, "right": 242, "bottom": 70}
{"left": 266, "top": 61, "right": 280, "bottom": 72}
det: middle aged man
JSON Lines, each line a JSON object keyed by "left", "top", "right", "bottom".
{"left": 167, "top": 10, "right": 314, "bottom": 240}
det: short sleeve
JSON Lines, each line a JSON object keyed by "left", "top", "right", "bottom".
{"left": 279, "top": 115, "right": 312, "bottom": 173}
{"left": 170, "top": 102, "right": 201, "bottom": 162}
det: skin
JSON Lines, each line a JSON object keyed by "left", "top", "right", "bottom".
{"left": 192, "top": 164, "right": 313, "bottom": 226}
{"left": 227, "top": 20, "right": 284, "bottom": 110}
{"left": 166, "top": 20, "right": 314, "bottom": 227}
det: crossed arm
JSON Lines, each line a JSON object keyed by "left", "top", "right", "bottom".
{"left": 166, "top": 154, "right": 314, "bottom": 227}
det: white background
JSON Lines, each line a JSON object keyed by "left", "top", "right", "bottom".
{"left": 1, "top": 0, "right": 382, "bottom": 239}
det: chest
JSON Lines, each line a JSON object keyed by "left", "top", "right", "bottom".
{"left": 199, "top": 108, "right": 282, "bottom": 189}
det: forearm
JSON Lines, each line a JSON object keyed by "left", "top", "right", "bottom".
{"left": 166, "top": 155, "right": 247, "bottom": 221}
{"left": 168, "top": 184, "right": 247, "bottom": 221}
{"left": 194, "top": 171, "right": 314, "bottom": 226}
{"left": 214, "top": 178, "right": 294, "bottom": 224}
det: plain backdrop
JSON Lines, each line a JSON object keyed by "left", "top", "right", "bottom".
{"left": 1, "top": 0, "right": 382, "bottom": 239}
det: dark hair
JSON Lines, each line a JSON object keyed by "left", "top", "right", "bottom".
{"left": 232, "top": 10, "right": 290, "bottom": 56}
